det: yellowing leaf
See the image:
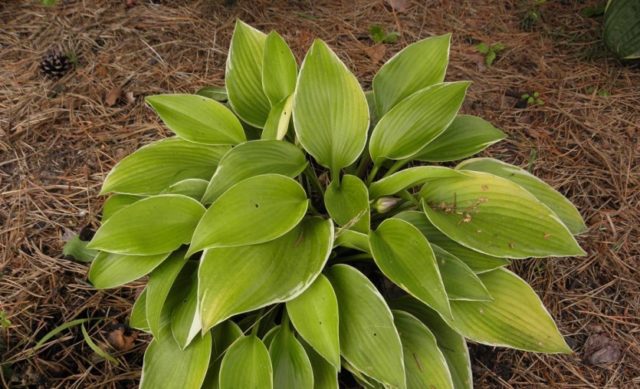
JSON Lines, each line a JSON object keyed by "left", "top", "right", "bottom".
{"left": 368, "top": 166, "right": 459, "bottom": 199}
{"left": 420, "top": 169, "right": 585, "bottom": 258}
{"left": 373, "top": 34, "right": 451, "bottom": 116}
{"left": 226, "top": 20, "right": 271, "bottom": 127}
{"left": 189, "top": 174, "right": 308, "bottom": 255}
{"left": 327, "top": 264, "right": 406, "bottom": 389}
{"left": 393, "top": 311, "right": 454, "bottom": 389}
{"left": 413, "top": 115, "right": 506, "bottom": 162}
{"left": 449, "top": 268, "right": 572, "bottom": 353}
{"left": 198, "top": 218, "right": 333, "bottom": 332}
{"left": 219, "top": 336, "right": 273, "bottom": 389}
{"left": 146, "top": 250, "right": 188, "bottom": 338}
{"left": 140, "top": 325, "right": 211, "bottom": 389}
{"left": 324, "top": 174, "right": 370, "bottom": 233}
{"left": 269, "top": 324, "right": 314, "bottom": 388}
{"left": 88, "top": 251, "right": 171, "bottom": 289}
{"left": 286, "top": 274, "right": 340, "bottom": 368}
{"left": 100, "top": 138, "right": 229, "bottom": 196}
{"left": 369, "top": 82, "right": 469, "bottom": 163}
{"left": 262, "top": 31, "right": 297, "bottom": 105}
{"left": 369, "top": 218, "right": 451, "bottom": 318}
{"left": 262, "top": 95, "right": 293, "bottom": 140}
{"left": 431, "top": 245, "right": 492, "bottom": 301}
{"left": 391, "top": 297, "right": 472, "bottom": 389}
{"left": 146, "top": 94, "right": 245, "bottom": 145}
{"left": 201, "top": 140, "right": 306, "bottom": 204}
{"left": 457, "top": 158, "right": 586, "bottom": 234}
{"left": 293, "top": 39, "right": 369, "bottom": 175}
{"left": 130, "top": 289, "right": 150, "bottom": 332}
{"left": 394, "top": 211, "right": 510, "bottom": 273}
{"left": 89, "top": 195, "right": 205, "bottom": 256}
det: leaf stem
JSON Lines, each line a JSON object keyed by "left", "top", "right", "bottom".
{"left": 337, "top": 253, "right": 373, "bottom": 262}
{"left": 355, "top": 154, "right": 371, "bottom": 179}
{"left": 384, "top": 158, "right": 410, "bottom": 177}
{"left": 366, "top": 164, "right": 381, "bottom": 185}
{"left": 304, "top": 163, "right": 324, "bottom": 196}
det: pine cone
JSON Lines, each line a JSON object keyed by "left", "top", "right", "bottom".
{"left": 40, "top": 51, "right": 71, "bottom": 78}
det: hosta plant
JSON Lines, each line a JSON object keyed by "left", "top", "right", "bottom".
{"left": 604, "top": 0, "right": 640, "bottom": 59}
{"left": 83, "top": 20, "right": 586, "bottom": 389}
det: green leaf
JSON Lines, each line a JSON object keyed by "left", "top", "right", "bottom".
{"left": 383, "top": 31, "right": 400, "bottom": 44}
{"left": 326, "top": 264, "right": 405, "bottom": 389}
{"left": 170, "top": 269, "right": 201, "bottom": 348}
{"left": 485, "top": 50, "right": 497, "bottom": 66}
{"left": 262, "top": 31, "right": 297, "bottom": 105}
{"left": 102, "top": 194, "right": 142, "bottom": 221}
{"left": 130, "top": 289, "right": 150, "bottom": 332}
{"left": 81, "top": 324, "right": 119, "bottom": 365}
{"left": 88, "top": 251, "right": 171, "bottom": 289}
{"left": 457, "top": 158, "right": 586, "bottom": 234}
{"left": 334, "top": 229, "right": 370, "bottom": 253}
{"left": 101, "top": 138, "right": 229, "bottom": 195}
{"left": 219, "top": 336, "right": 273, "bottom": 389}
{"left": 162, "top": 178, "right": 208, "bottom": 200}
{"left": 262, "top": 325, "right": 281, "bottom": 348}
{"left": 146, "top": 250, "right": 188, "bottom": 338}
{"left": 201, "top": 140, "right": 307, "bottom": 204}
{"left": 413, "top": 115, "right": 506, "bottom": 162}
{"left": 448, "top": 268, "right": 572, "bottom": 353}
{"left": 198, "top": 217, "right": 333, "bottom": 332}
{"left": 226, "top": 20, "right": 271, "bottom": 127}
{"left": 604, "top": 0, "right": 640, "bottom": 59}
{"left": 393, "top": 311, "right": 453, "bottom": 389}
{"left": 369, "top": 218, "right": 451, "bottom": 318}
{"left": 89, "top": 195, "right": 205, "bottom": 256}
{"left": 62, "top": 235, "right": 97, "bottom": 262}
{"left": 373, "top": 34, "right": 450, "bottom": 116}
{"left": 369, "top": 82, "right": 470, "bottom": 163}
{"left": 140, "top": 325, "right": 212, "bottom": 389}
{"left": 34, "top": 318, "right": 100, "bottom": 350}
{"left": 262, "top": 95, "right": 294, "bottom": 140}
{"left": 420, "top": 169, "right": 585, "bottom": 258}
{"left": 394, "top": 211, "right": 510, "bottom": 273}
{"left": 302, "top": 341, "right": 338, "bottom": 389}
{"left": 391, "top": 297, "right": 472, "bottom": 389}
{"left": 196, "top": 86, "right": 227, "bottom": 102}
{"left": 146, "top": 94, "right": 245, "bottom": 145}
{"left": 343, "top": 361, "right": 385, "bottom": 389}
{"left": 475, "top": 43, "right": 489, "bottom": 54}
{"left": 190, "top": 174, "right": 308, "bottom": 255}
{"left": 286, "top": 274, "right": 340, "bottom": 369}
{"left": 324, "top": 174, "right": 370, "bottom": 233}
{"left": 432, "top": 245, "right": 492, "bottom": 301}
{"left": 202, "top": 321, "right": 244, "bottom": 389}
{"left": 368, "top": 166, "right": 461, "bottom": 199}
{"left": 293, "top": 39, "right": 369, "bottom": 175}
{"left": 269, "top": 324, "right": 314, "bottom": 389}
{"left": 369, "top": 25, "right": 385, "bottom": 44}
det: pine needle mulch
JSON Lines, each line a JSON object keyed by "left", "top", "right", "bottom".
{"left": 1, "top": 0, "right": 638, "bottom": 388}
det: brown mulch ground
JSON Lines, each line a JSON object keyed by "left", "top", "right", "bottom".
{"left": 1, "top": 0, "right": 638, "bottom": 388}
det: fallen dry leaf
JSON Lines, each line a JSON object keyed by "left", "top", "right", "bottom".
{"left": 364, "top": 44, "right": 387, "bottom": 64}
{"left": 104, "top": 86, "right": 122, "bottom": 107}
{"left": 107, "top": 323, "right": 137, "bottom": 352}
{"left": 583, "top": 334, "right": 622, "bottom": 366}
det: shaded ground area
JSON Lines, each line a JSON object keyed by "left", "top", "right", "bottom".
{"left": 1, "top": 0, "right": 638, "bottom": 387}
